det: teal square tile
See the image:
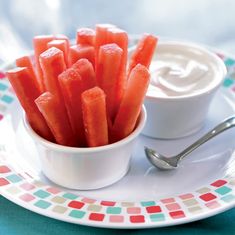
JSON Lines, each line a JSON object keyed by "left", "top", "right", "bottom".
{"left": 215, "top": 186, "right": 232, "bottom": 195}
{"left": 62, "top": 193, "right": 78, "bottom": 200}
{"left": 1, "top": 95, "right": 14, "bottom": 104}
{"left": 221, "top": 194, "right": 235, "bottom": 203}
{"left": 225, "top": 58, "right": 235, "bottom": 66}
{"left": 69, "top": 210, "right": 86, "bottom": 219}
{"left": 0, "top": 83, "right": 7, "bottom": 91}
{"left": 223, "top": 78, "right": 234, "bottom": 87}
{"left": 34, "top": 190, "right": 50, "bottom": 199}
{"left": 106, "top": 207, "right": 121, "bottom": 214}
{"left": 141, "top": 201, "right": 156, "bottom": 207}
{"left": 6, "top": 174, "right": 22, "bottom": 183}
{"left": 34, "top": 200, "right": 51, "bottom": 209}
{"left": 150, "top": 213, "right": 165, "bottom": 222}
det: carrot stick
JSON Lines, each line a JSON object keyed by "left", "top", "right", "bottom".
{"left": 76, "top": 28, "right": 95, "bottom": 46}
{"left": 128, "top": 34, "right": 158, "bottom": 76}
{"left": 81, "top": 87, "right": 108, "bottom": 147}
{"left": 112, "top": 64, "right": 150, "bottom": 142}
{"left": 69, "top": 44, "right": 95, "bottom": 68}
{"left": 72, "top": 59, "right": 96, "bottom": 90}
{"left": 6, "top": 67, "right": 54, "bottom": 141}
{"left": 58, "top": 68, "right": 86, "bottom": 147}
{"left": 96, "top": 43, "right": 123, "bottom": 122}
{"left": 35, "top": 92, "right": 77, "bottom": 147}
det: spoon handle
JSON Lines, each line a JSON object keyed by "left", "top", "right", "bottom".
{"left": 178, "top": 116, "right": 235, "bottom": 161}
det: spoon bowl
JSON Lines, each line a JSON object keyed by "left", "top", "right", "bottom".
{"left": 145, "top": 116, "right": 235, "bottom": 170}
{"left": 145, "top": 147, "right": 178, "bottom": 170}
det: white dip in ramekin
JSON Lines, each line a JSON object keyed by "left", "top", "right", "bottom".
{"left": 142, "top": 41, "right": 227, "bottom": 139}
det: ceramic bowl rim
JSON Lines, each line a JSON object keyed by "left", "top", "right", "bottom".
{"left": 143, "top": 40, "right": 227, "bottom": 101}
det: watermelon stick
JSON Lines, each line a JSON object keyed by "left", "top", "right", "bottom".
{"left": 39, "top": 47, "right": 74, "bottom": 141}
{"left": 16, "top": 55, "right": 40, "bottom": 92}
{"left": 35, "top": 92, "right": 77, "bottom": 147}
{"left": 58, "top": 68, "right": 86, "bottom": 147}
{"left": 107, "top": 28, "right": 128, "bottom": 116}
{"left": 112, "top": 64, "right": 150, "bottom": 142}
{"left": 76, "top": 28, "right": 95, "bottom": 46}
{"left": 69, "top": 44, "right": 95, "bottom": 68}
{"left": 128, "top": 34, "right": 158, "bottom": 76}
{"left": 107, "top": 28, "right": 128, "bottom": 70}
{"left": 81, "top": 87, "right": 108, "bottom": 147}
{"left": 48, "top": 39, "right": 69, "bottom": 67}
{"left": 6, "top": 67, "right": 54, "bottom": 141}
{"left": 95, "top": 24, "right": 116, "bottom": 55}
{"left": 96, "top": 43, "right": 123, "bottom": 122}
{"left": 72, "top": 59, "right": 96, "bottom": 90}
{"left": 95, "top": 24, "right": 116, "bottom": 70}
{"left": 53, "top": 34, "right": 70, "bottom": 63}
{"left": 55, "top": 34, "right": 70, "bottom": 49}
{"left": 54, "top": 34, "right": 70, "bottom": 43}
{"left": 33, "top": 35, "right": 54, "bottom": 91}
{"left": 39, "top": 47, "right": 66, "bottom": 101}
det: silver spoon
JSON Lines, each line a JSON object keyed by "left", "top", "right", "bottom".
{"left": 145, "top": 116, "right": 235, "bottom": 170}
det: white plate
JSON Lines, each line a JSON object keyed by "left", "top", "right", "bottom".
{"left": 0, "top": 52, "right": 235, "bottom": 229}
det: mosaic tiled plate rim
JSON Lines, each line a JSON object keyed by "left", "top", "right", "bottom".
{"left": 0, "top": 50, "right": 235, "bottom": 229}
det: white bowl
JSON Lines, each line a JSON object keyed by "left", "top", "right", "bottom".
{"left": 23, "top": 106, "right": 146, "bottom": 190}
{"left": 142, "top": 41, "right": 227, "bottom": 139}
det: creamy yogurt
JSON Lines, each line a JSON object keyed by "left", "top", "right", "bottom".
{"left": 143, "top": 41, "right": 227, "bottom": 139}
{"left": 147, "top": 42, "right": 224, "bottom": 98}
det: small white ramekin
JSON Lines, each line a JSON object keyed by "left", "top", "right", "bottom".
{"left": 142, "top": 41, "right": 227, "bottom": 139}
{"left": 23, "top": 106, "right": 146, "bottom": 190}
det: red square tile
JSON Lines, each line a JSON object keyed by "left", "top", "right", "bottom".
{"left": 0, "top": 166, "right": 11, "bottom": 173}
{"left": 0, "top": 72, "right": 5, "bottom": 79}
{"left": 169, "top": 210, "right": 185, "bottom": 219}
{"left": 179, "top": 193, "right": 194, "bottom": 200}
{"left": 20, "top": 193, "right": 35, "bottom": 202}
{"left": 127, "top": 207, "right": 141, "bottom": 214}
{"left": 0, "top": 178, "right": 9, "bottom": 186}
{"left": 166, "top": 203, "right": 181, "bottom": 211}
{"left": 100, "top": 201, "right": 116, "bottom": 206}
{"left": 46, "top": 187, "right": 60, "bottom": 194}
{"left": 89, "top": 213, "right": 105, "bottom": 221}
{"left": 211, "top": 180, "right": 227, "bottom": 187}
{"left": 68, "top": 200, "right": 85, "bottom": 209}
{"left": 146, "top": 205, "right": 162, "bottom": 213}
{"left": 0, "top": 114, "right": 3, "bottom": 121}
{"left": 130, "top": 215, "right": 145, "bottom": 223}
{"left": 199, "top": 193, "right": 217, "bottom": 202}
{"left": 161, "top": 198, "right": 175, "bottom": 204}
{"left": 109, "top": 215, "right": 124, "bottom": 223}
